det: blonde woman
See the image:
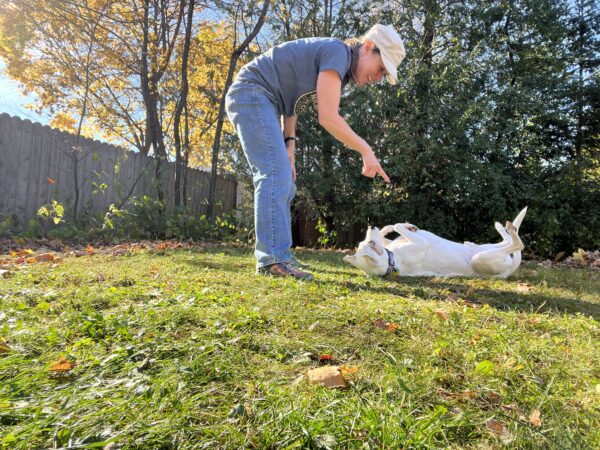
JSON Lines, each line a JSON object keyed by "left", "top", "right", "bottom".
{"left": 226, "top": 24, "right": 406, "bottom": 280}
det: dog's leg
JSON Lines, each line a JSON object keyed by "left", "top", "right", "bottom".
{"left": 394, "top": 223, "right": 428, "bottom": 245}
{"left": 379, "top": 225, "right": 396, "bottom": 246}
{"left": 471, "top": 222, "right": 524, "bottom": 277}
{"left": 467, "top": 221, "right": 512, "bottom": 250}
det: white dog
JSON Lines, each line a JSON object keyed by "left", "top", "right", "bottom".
{"left": 343, "top": 208, "right": 527, "bottom": 278}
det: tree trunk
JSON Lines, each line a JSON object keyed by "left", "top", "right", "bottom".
{"left": 173, "top": 0, "right": 194, "bottom": 208}
{"left": 206, "top": 0, "right": 271, "bottom": 218}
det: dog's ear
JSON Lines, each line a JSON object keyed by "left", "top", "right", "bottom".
{"left": 363, "top": 255, "right": 378, "bottom": 266}
{"left": 368, "top": 241, "right": 384, "bottom": 256}
{"left": 343, "top": 255, "right": 357, "bottom": 266}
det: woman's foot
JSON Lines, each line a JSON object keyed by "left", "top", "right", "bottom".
{"left": 258, "top": 262, "right": 314, "bottom": 280}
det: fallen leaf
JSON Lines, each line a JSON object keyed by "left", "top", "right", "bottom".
{"left": 572, "top": 248, "right": 586, "bottom": 262}
{"left": 487, "top": 391, "right": 503, "bottom": 403}
{"left": 435, "top": 309, "right": 449, "bottom": 321}
{"left": 529, "top": 409, "right": 542, "bottom": 427}
{"left": 460, "top": 299, "right": 479, "bottom": 308}
{"left": 486, "top": 419, "right": 505, "bottom": 436}
{"left": 307, "top": 366, "right": 347, "bottom": 389}
{"left": 49, "top": 356, "right": 75, "bottom": 372}
{"left": 319, "top": 354, "right": 334, "bottom": 362}
{"left": 385, "top": 322, "right": 399, "bottom": 332}
{"left": 469, "top": 335, "right": 481, "bottom": 345}
{"left": 475, "top": 360, "right": 495, "bottom": 376}
{"left": 373, "top": 318, "right": 387, "bottom": 329}
{"left": 0, "top": 340, "right": 11, "bottom": 354}
{"left": 461, "top": 389, "right": 476, "bottom": 399}
{"left": 373, "top": 319, "right": 399, "bottom": 332}
{"left": 47, "top": 177, "right": 56, "bottom": 185}
{"left": 517, "top": 283, "right": 533, "bottom": 292}
{"left": 86, "top": 245, "right": 95, "bottom": 255}
{"left": 25, "top": 253, "right": 55, "bottom": 264}
{"left": 338, "top": 365, "right": 359, "bottom": 378}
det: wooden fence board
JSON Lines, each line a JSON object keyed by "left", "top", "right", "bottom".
{"left": 0, "top": 114, "right": 237, "bottom": 224}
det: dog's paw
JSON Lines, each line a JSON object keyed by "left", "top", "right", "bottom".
{"left": 404, "top": 223, "right": 418, "bottom": 232}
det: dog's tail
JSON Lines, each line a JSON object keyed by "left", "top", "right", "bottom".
{"left": 512, "top": 207, "right": 528, "bottom": 232}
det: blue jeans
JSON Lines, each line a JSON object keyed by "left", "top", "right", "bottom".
{"left": 225, "top": 82, "right": 296, "bottom": 269}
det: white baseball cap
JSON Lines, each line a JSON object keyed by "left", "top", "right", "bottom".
{"left": 364, "top": 24, "right": 406, "bottom": 85}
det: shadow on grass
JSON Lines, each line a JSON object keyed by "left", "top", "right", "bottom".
{"left": 166, "top": 246, "right": 600, "bottom": 319}
{"left": 317, "top": 265, "right": 600, "bottom": 320}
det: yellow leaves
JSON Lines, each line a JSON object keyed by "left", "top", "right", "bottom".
{"left": 0, "top": 339, "right": 11, "bottom": 354}
{"left": 338, "top": 365, "right": 358, "bottom": 379}
{"left": 572, "top": 248, "right": 586, "bottom": 262}
{"left": 9, "top": 249, "right": 33, "bottom": 257}
{"left": 49, "top": 111, "right": 77, "bottom": 133}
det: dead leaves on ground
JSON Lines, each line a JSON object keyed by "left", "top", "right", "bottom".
{"left": 307, "top": 365, "right": 359, "bottom": 389}
{"left": 538, "top": 248, "right": 600, "bottom": 270}
{"left": 307, "top": 366, "right": 347, "bottom": 389}
{"left": 486, "top": 419, "right": 506, "bottom": 437}
{"left": 49, "top": 356, "right": 75, "bottom": 373}
{"left": 0, "top": 249, "right": 59, "bottom": 268}
{"left": 529, "top": 409, "right": 542, "bottom": 427}
{"left": 0, "top": 239, "right": 211, "bottom": 269}
{"left": 516, "top": 283, "right": 534, "bottom": 293}
{"left": 373, "top": 318, "right": 400, "bottom": 332}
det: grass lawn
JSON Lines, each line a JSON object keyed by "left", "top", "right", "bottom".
{"left": 1, "top": 243, "right": 599, "bottom": 449}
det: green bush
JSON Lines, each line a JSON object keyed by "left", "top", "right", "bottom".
{"left": 1, "top": 196, "right": 243, "bottom": 244}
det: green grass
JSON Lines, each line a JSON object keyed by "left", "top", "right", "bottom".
{"left": 1, "top": 244, "right": 599, "bottom": 449}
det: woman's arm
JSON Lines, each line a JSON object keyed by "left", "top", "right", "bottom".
{"left": 316, "top": 70, "right": 390, "bottom": 182}
{"left": 283, "top": 115, "right": 297, "bottom": 139}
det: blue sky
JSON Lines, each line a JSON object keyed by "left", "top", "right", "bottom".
{"left": 0, "top": 60, "right": 50, "bottom": 124}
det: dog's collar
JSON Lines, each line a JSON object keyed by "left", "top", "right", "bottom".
{"left": 384, "top": 248, "right": 398, "bottom": 276}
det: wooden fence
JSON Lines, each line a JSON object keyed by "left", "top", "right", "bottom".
{"left": 0, "top": 113, "right": 238, "bottom": 224}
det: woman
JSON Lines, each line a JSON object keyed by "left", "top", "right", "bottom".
{"left": 226, "top": 24, "right": 405, "bottom": 280}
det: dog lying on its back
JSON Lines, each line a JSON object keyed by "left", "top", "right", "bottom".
{"left": 343, "top": 208, "right": 527, "bottom": 278}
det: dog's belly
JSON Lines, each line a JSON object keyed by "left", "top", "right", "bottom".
{"left": 392, "top": 236, "right": 477, "bottom": 276}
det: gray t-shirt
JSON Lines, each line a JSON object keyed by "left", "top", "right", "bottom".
{"left": 235, "top": 37, "right": 352, "bottom": 117}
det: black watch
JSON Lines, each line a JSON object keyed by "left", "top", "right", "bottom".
{"left": 284, "top": 136, "right": 296, "bottom": 144}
